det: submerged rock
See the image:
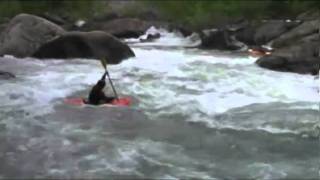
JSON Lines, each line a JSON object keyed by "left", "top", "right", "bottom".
{"left": 0, "top": 71, "right": 15, "bottom": 79}
{"left": 0, "top": 14, "right": 65, "bottom": 58}
{"left": 33, "top": 31, "right": 135, "bottom": 64}
{"left": 139, "top": 33, "right": 161, "bottom": 42}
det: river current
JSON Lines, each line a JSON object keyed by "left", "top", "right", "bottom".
{"left": 0, "top": 28, "right": 319, "bottom": 179}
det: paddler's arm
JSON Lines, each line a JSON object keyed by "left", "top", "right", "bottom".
{"left": 101, "top": 71, "right": 108, "bottom": 80}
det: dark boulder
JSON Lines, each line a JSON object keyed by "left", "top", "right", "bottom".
{"left": 254, "top": 20, "right": 300, "bottom": 45}
{"left": 33, "top": 31, "right": 135, "bottom": 64}
{"left": 225, "top": 18, "right": 250, "bottom": 32}
{"left": 37, "top": 12, "right": 78, "bottom": 31}
{"left": 299, "top": 33, "right": 320, "bottom": 43}
{"left": 174, "top": 25, "right": 194, "bottom": 37}
{"left": 272, "top": 41, "right": 320, "bottom": 59}
{"left": 0, "top": 71, "right": 15, "bottom": 79}
{"left": 256, "top": 55, "right": 288, "bottom": 70}
{"left": 271, "top": 19, "right": 320, "bottom": 48}
{"left": 0, "top": 23, "right": 7, "bottom": 35}
{"left": 199, "top": 29, "right": 243, "bottom": 50}
{"left": 256, "top": 38, "right": 320, "bottom": 74}
{"left": 296, "top": 9, "right": 320, "bottom": 21}
{"left": 139, "top": 33, "right": 160, "bottom": 42}
{"left": 81, "top": 18, "right": 169, "bottom": 39}
{"left": 38, "top": 13, "right": 67, "bottom": 26}
{"left": 234, "top": 25, "right": 257, "bottom": 46}
{"left": 92, "top": 12, "right": 120, "bottom": 22}
{"left": 136, "top": 10, "right": 160, "bottom": 21}
{"left": 0, "top": 14, "right": 65, "bottom": 58}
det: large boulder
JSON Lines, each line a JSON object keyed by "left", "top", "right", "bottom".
{"left": 296, "top": 9, "right": 320, "bottom": 21}
{"left": 32, "top": 31, "right": 135, "bottom": 64}
{"left": 256, "top": 42, "right": 320, "bottom": 74}
{"left": 91, "top": 12, "right": 120, "bottom": 22}
{"left": 82, "top": 18, "right": 168, "bottom": 38}
{"left": 199, "top": 29, "right": 243, "bottom": 50}
{"left": 272, "top": 41, "right": 320, "bottom": 59}
{"left": 271, "top": 19, "right": 320, "bottom": 48}
{"left": 296, "top": 33, "right": 320, "bottom": 44}
{"left": 234, "top": 25, "right": 257, "bottom": 46}
{"left": 254, "top": 20, "right": 300, "bottom": 45}
{"left": 256, "top": 55, "right": 288, "bottom": 70}
{"left": 256, "top": 55, "right": 320, "bottom": 74}
{"left": 174, "top": 25, "right": 194, "bottom": 37}
{"left": 0, "top": 14, "right": 65, "bottom": 58}
{"left": 0, "top": 23, "right": 7, "bottom": 35}
{"left": 81, "top": 18, "right": 159, "bottom": 38}
{"left": 38, "top": 12, "right": 67, "bottom": 26}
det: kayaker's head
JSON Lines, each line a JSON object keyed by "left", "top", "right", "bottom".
{"left": 97, "top": 79, "right": 106, "bottom": 88}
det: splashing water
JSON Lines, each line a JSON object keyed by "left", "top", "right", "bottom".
{"left": 0, "top": 28, "right": 319, "bottom": 179}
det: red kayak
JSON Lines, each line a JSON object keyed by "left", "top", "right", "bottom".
{"left": 64, "top": 97, "right": 132, "bottom": 107}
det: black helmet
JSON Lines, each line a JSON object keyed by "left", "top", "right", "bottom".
{"left": 97, "top": 80, "right": 105, "bottom": 87}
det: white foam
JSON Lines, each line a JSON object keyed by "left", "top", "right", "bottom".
{"left": 1, "top": 46, "right": 318, "bottom": 135}
{"left": 125, "top": 27, "right": 201, "bottom": 47}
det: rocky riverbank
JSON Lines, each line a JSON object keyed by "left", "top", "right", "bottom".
{"left": 0, "top": 8, "right": 319, "bottom": 76}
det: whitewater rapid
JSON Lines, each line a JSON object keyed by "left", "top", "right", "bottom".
{"left": 1, "top": 28, "right": 319, "bottom": 179}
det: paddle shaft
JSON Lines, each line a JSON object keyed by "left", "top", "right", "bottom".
{"left": 102, "top": 69, "right": 119, "bottom": 100}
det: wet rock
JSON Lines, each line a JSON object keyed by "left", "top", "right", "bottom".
{"left": 139, "top": 33, "right": 160, "bottom": 42}
{"left": 199, "top": 29, "right": 243, "bottom": 50}
{"left": 272, "top": 41, "right": 319, "bottom": 59}
{"left": 92, "top": 12, "right": 120, "bottom": 22}
{"left": 136, "top": 10, "right": 160, "bottom": 21}
{"left": 174, "top": 25, "right": 194, "bottom": 37}
{"left": 256, "top": 54, "right": 320, "bottom": 75}
{"left": 235, "top": 25, "right": 257, "bottom": 46}
{"left": 38, "top": 13, "right": 67, "bottom": 26}
{"left": 298, "top": 33, "right": 320, "bottom": 43}
{"left": 257, "top": 41, "right": 320, "bottom": 74}
{"left": 81, "top": 18, "right": 169, "bottom": 39}
{"left": 256, "top": 55, "right": 288, "bottom": 70}
{"left": 0, "top": 71, "right": 15, "bottom": 79}
{"left": 33, "top": 31, "right": 135, "bottom": 64}
{"left": 296, "top": 9, "right": 320, "bottom": 21}
{"left": 0, "top": 23, "right": 7, "bottom": 35}
{"left": 0, "top": 14, "right": 65, "bottom": 58}
{"left": 254, "top": 20, "right": 300, "bottom": 45}
{"left": 271, "top": 19, "right": 320, "bottom": 48}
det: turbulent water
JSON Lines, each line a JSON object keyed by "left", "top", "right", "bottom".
{"left": 1, "top": 28, "right": 319, "bottom": 179}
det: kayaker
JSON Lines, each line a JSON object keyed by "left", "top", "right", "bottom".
{"left": 87, "top": 74, "right": 116, "bottom": 105}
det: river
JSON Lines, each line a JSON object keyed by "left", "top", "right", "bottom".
{"left": 0, "top": 28, "right": 319, "bottom": 179}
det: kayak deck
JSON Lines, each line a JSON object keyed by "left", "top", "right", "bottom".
{"left": 64, "top": 97, "right": 132, "bottom": 107}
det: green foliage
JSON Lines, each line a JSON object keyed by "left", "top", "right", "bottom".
{"left": 0, "top": 0, "right": 319, "bottom": 28}
{"left": 0, "top": 0, "right": 106, "bottom": 20}
{"left": 143, "top": 0, "right": 320, "bottom": 29}
{"left": 144, "top": 0, "right": 271, "bottom": 28}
